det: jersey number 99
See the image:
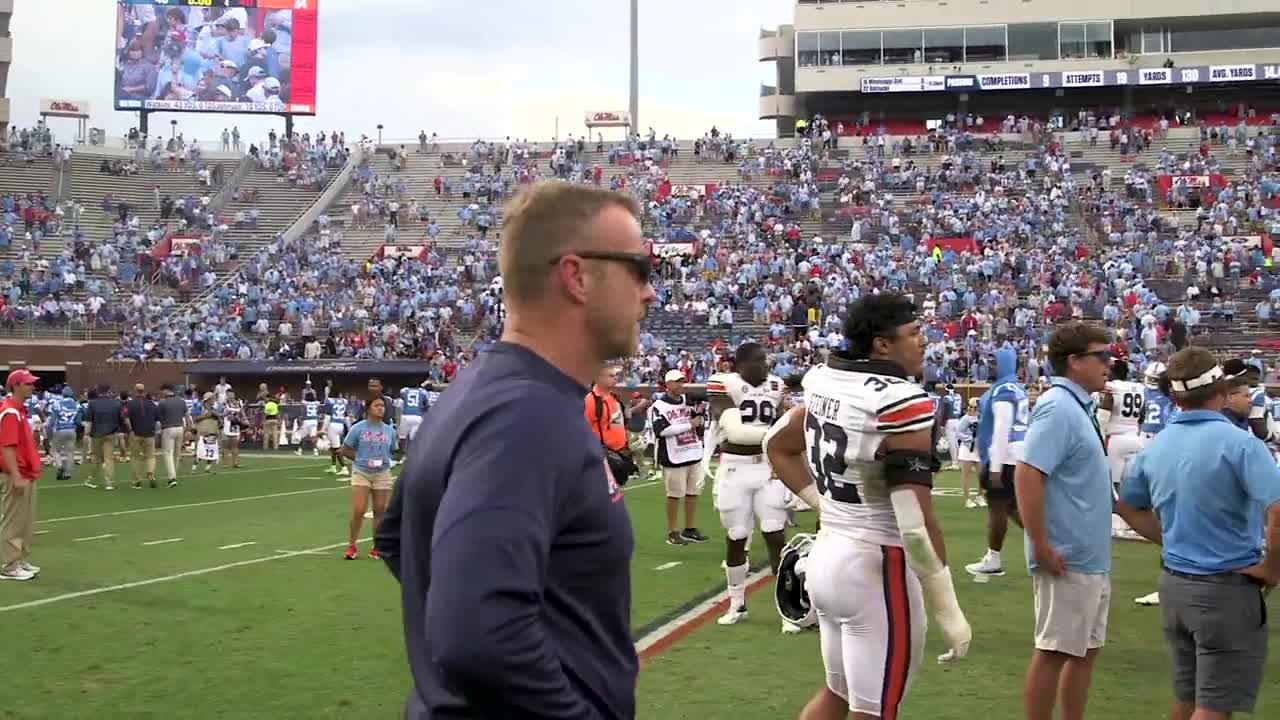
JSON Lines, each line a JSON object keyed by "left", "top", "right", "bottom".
{"left": 1121, "top": 392, "right": 1143, "bottom": 419}
{"left": 804, "top": 412, "right": 860, "bottom": 504}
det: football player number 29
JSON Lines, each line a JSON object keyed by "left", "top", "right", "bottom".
{"left": 804, "top": 412, "right": 860, "bottom": 504}
{"left": 739, "top": 399, "right": 775, "bottom": 425}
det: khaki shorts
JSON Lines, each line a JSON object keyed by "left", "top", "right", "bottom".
{"left": 662, "top": 463, "right": 702, "bottom": 498}
{"left": 351, "top": 469, "right": 393, "bottom": 491}
{"left": 1032, "top": 570, "right": 1110, "bottom": 657}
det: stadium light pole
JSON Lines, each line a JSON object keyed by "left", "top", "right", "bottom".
{"left": 629, "top": 0, "right": 639, "bottom": 137}
{"left": 377, "top": 124, "right": 384, "bottom": 145}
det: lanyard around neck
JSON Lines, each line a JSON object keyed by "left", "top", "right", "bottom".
{"left": 1049, "top": 381, "right": 1105, "bottom": 449}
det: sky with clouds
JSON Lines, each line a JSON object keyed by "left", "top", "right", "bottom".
{"left": 9, "top": 0, "right": 792, "bottom": 145}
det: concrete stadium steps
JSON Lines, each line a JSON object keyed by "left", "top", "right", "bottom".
{"left": 0, "top": 152, "right": 58, "bottom": 198}
{"left": 214, "top": 167, "right": 332, "bottom": 255}
{"left": 66, "top": 151, "right": 235, "bottom": 244}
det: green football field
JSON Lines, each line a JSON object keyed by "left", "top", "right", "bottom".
{"left": 2, "top": 456, "right": 1276, "bottom": 719}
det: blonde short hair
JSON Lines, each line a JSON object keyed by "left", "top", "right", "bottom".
{"left": 499, "top": 182, "right": 640, "bottom": 306}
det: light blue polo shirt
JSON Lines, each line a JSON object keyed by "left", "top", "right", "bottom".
{"left": 1120, "top": 410, "right": 1280, "bottom": 575}
{"left": 1021, "top": 377, "right": 1112, "bottom": 574}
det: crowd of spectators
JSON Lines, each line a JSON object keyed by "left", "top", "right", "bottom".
{"left": 4, "top": 110, "right": 1280, "bottom": 386}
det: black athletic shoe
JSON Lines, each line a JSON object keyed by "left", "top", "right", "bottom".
{"left": 666, "top": 530, "right": 688, "bottom": 546}
{"left": 167, "top": 479, "right": 178, "bottom": 488}
{"left": 681, "top": 528, "right": 709, "bottom": 543}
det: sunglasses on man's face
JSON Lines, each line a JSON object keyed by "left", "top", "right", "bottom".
{"left": 552, "top": 251, "right": 652, "bottom": 284}
{"left": 1075, "top": 350, "right": 1112, "bottom": 363}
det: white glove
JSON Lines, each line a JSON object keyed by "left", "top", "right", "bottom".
{"left": 921, "top": 566, "right": 971, "bottom": 663}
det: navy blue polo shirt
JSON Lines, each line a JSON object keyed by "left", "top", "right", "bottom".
{"left": 395, "top": 342, "right": 637, "bottom": 720}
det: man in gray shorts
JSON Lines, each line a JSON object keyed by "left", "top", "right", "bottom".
{"left": 1118, "top": 347, "right": 1280, "bottom": 719}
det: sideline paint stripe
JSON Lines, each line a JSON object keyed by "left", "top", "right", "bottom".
{"left": 634, "top": 570, "right": 773, "bottom": 663}
{"left": 141, "top": 538, "right": 184, "bottom": 546}
{"left": 72, "top": 533, "right": 115, "bottom": 542}
{"left": 217, "top": 542, "right": 257, "bottom": 550}
{"left": 0, "top": 538, "right": 371, "bottom": 613}
{"left": 39, "top": 486, "right": 343, "bottom": 524}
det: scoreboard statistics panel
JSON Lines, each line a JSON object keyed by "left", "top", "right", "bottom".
{"left": 114, "top": 0, "right": 319, "bottom": 115}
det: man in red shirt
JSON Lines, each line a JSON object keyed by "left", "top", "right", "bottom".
{"left": 0, "top": 369, "right": 42, "bottom": 581}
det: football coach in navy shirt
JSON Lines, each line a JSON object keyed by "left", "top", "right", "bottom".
{"left": 379, "top": 181, "right": 655, "bottom": 719}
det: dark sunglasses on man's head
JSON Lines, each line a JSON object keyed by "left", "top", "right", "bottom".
{"left": 551, "top": 250, "right": 652, "bottom": 284}
{"left": 1075, "top": 350, "right": 1112, "bottom": 362}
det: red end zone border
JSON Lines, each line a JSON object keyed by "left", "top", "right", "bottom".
{"left": 635, "top": 569, "right": 774, "bottom": 664}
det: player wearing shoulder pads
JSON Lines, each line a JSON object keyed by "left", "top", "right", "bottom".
{"left": 941, "top": 383, "right": 964, "bottom": 470}
{"left": 1138, "top": 362, "right": 1176, "bottom": 443}
{"left": 296, "top": 392, "right": 322, "bottom": 456}
{"left": 398, "top": 384, "right": 428, "bottom": 443}
{"left": 707, "top": 342, "right": 789, "bottom": 628}
{"left": 1097, "top": 360, "right": 1145, "bottom": 491}
{"left": 764, "top": 294, "right": 970, "bottom": 720}
{"left": 324, "top": 394, "right": 351, "bottom": 476}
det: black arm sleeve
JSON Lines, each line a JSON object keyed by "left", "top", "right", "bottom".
{"left": 882, "top": 449, "right": 939, "bottom": 489}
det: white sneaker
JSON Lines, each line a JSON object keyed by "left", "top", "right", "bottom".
{"left": 363, "top": 509, "right": 374, "bottom": 519}
{"left": 0, "top": 567, "right": 34, "bottom": 581}
{"left": 326, "top": 466, "right": 338, "bottom": 474}
{"left": 948, "top": 463, "right": 960, "bottom": 471}
{"left": 965, "top": 498, "right": 979, "bottom": 509}
{"left": 717, "top": 607, "right": 748, "bottom": 626}
{"left": 976, "top": 496, "right": 988, "bottom": 507}
{"left": 294, "top": 449, "right": 302, "bottom": 456}
{"left": 964, "top": 555, "right": 1005, "bottom": 577}
{"left": 781, "top": 620, "right": 804, "bottom": 635}
{"left": 19, "top": 561, "right": 39, "bottom": 575}
{"left": 1135, "top": 591, "right": 1160, "bottom": 606}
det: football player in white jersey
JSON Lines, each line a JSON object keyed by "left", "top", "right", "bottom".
{"left": 764, "top": 294, "right": 971, "bottom": 720}
{"left": 706, "top": 342, "right": 790, "bottom": 627}
{"left": 1096, "top": 360, "right": 1145, "bottom": 494}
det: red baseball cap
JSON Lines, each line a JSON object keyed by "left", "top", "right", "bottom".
{"left": 6, "top": 369, "right": 37, "bottom": 388}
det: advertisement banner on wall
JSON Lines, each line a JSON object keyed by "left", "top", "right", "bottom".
{"left": 584, "top": 111, "right": 632, "bottom": 128}
{"left": 39, "top": 99, "right": 92, "bottom": 119}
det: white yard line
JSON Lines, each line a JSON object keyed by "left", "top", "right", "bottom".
{"left": 0, "top": 538, "right": 371, "bottom": 613}
{"left": 654, "top": 561, "right": 682, "bottom": 571}
{"left": 38, "top": 486, "right": 343, "bottom": 524}
{"left": 34, "top": 530, "right": 49, "bottom": 536}
{"left": 39, "top": 463, "right": 327, "bottom": 490}
{"left": 217, "top": 542, "right": 257, "bottom": 550}
{"left": 141, "top": 538, "right": 184, "bottom": 546}
{"left": 72, "top": 534, "right": 115, "bottom": 542}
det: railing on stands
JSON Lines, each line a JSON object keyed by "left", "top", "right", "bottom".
{"left": 75, "top": 136, "right": 246, "bottom": 162}
{"left": 206, "top": 153, "right": 255, "bottom": 218}
{"left": 0, "top": 325, "right": 119, "bottom": 342}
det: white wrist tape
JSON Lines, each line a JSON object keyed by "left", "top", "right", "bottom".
{"left": 797, "top": 484, "right": 822, "bottom": 514}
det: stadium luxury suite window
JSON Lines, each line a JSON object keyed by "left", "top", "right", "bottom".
{"left": 797, "top": 25, "right": 1008, "bottom": 67}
